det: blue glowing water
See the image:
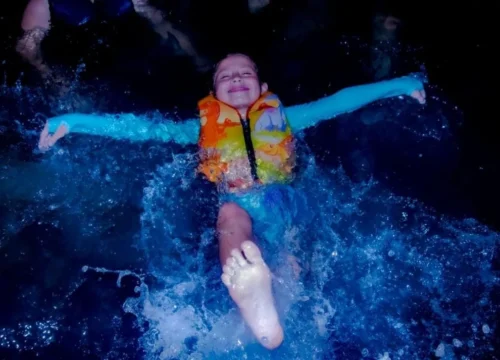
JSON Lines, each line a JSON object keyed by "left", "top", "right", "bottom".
{"left": 1, "top": 137, "right": 497, "bottom": 359}
{"left": 0, "top": 55, "right": 498, "bottom": 360}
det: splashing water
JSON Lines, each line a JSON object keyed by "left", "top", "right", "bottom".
{"left": 0, "top": 52, "right": 497, "bottom": 359}
{"left": 101, "top": 146, "right": 496, "bottom": 360}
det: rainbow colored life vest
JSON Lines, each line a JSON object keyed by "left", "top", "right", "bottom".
{"left": 197, "top": 91, "right": 295, "bottom": 190}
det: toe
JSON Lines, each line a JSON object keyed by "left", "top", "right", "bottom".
{"left": 241, "top": 241, "right": 263, "bottom": 264}
{"left": 226, "top": 256, "right": 238, "bottom": 269}
{"left": 231, "top": 248, "right": 248, "bottom": 267}
{"left": 221, "top": 273, "right": 231, "bottom": 287}
{"left": 222, "top": 264, "right": 234, "bottom": 276}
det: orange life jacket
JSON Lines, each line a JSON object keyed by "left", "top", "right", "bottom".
{"left": 197, "top": 91, "right": 295, "bottom": 190}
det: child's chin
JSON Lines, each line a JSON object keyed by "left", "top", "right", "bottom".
{"left": 231, "top": 96, "right": 258, "bottom": 107}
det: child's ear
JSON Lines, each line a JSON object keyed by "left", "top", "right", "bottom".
{"left": 261, "top": 82, "right": 268, "bottom": 93}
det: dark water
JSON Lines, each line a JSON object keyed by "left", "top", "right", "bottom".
{"left": 1, "top": 2, "right": 498, "bottom": 359}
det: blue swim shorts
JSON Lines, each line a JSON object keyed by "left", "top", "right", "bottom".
{"left": 220, "top": 184, "right": 310, "bottom": 247}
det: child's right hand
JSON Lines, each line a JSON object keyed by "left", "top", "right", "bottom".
{"left": 38, "top": 121, "right": 69, "bottom": 152}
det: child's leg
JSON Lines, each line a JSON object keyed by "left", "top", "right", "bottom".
{"left": 217, "top": 202, "right": 284, "bottom": 349}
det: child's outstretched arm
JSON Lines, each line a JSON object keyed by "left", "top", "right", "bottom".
{"left": 286, "top": 74, "right": 426, "bottom": 132}
{"left": 38, "top": 113, "right": 200, "bottom": 151}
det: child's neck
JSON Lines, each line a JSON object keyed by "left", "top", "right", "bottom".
{"left": 238, "top": 108, "right": 249, "bottom": 120}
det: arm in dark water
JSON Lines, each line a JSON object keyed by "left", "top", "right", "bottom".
{"left": 286, "top": 74, "right": 426, "bottom": 132}
{"left": 40, "top": 113, "right": 199, "bottom": 150}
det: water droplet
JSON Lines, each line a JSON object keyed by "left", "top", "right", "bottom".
{"left": 435, "top": 343, "right": 445, "bottom": 357}
{"left": 453, "top": 338, "right": 462, "bottom": 347}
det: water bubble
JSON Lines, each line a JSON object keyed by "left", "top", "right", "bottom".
{"left": 453, "top": 338, "right": 463, "bottom": 347}
{"left": 378, "top": 352, "right": 391, "bottom": 360}
{"left": 435, "top": 343, "right": 445, "bottom": 357}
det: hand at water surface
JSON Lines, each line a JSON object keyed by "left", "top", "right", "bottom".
{"left": 410, "top": 89, "right": 426, "bottom": 104}
{"left": 38, "top": 121, "right": 68, "bottom": 152}
{"left": 403, "top": 72, "right": 427, "bottom": 104}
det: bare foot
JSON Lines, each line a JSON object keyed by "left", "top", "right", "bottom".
{"left": 221, "top": 241, "right": 284, "bottom": 349}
